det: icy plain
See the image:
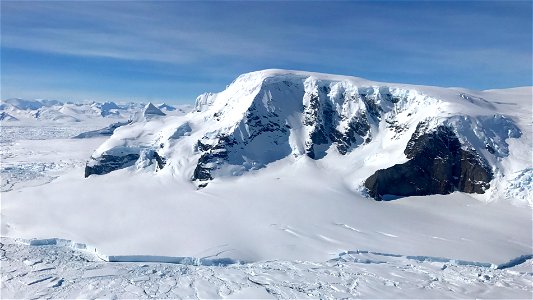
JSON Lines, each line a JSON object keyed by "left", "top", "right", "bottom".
{"left": 1, "top": 237, "right": 532, "bottom": 299}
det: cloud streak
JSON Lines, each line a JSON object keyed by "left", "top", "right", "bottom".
{"left": 1, "top": 1, "right": 531, "bottom": 102}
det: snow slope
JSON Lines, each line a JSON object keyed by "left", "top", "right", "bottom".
{"left": 2, "top": 162, "right": 531, "bottom": 264}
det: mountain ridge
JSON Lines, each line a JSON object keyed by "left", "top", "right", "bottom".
{"left": 0, "top": 98, "right": 191, "bottom": 123}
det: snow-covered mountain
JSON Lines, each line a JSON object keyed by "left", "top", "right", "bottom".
{"left": 2, "top": 70, "right": 531, "bottom": 279}
{"left": 0, "top": 98, "right": 191, "bottom": 123}
{"left": 85, "top": 69, "right": 531, "bottom": 203}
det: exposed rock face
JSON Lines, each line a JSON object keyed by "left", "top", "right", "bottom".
{"left": 191, "top": 80, "right": 382, "bottom": 183}
{"left": 0, "top": 112, "right": 18, "bottom": 121}
{"left": 301, "top": 84, "right": 374, "bottom": 159}
{"left": 85, "top": 154, "right": 140, "bottom": 177}
{"left": 152, "top": 152, "right": 166, "bottom": 170}
{"left": 192, "top": 135, "right": 235, "bottom": 183}
{"left": 331, "top": 113, "right": 371, "bottom": 155}
{"left": 364, "top": 124, "right": 493, "bottom": 200}
{"left": 135, "top": 149, "right": 167, "bottom": 171}
{"left": 85, "top": 148, "right": 166, "bottom": 177}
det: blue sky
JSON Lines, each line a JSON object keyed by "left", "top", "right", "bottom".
{"left": 1, "top": 1, "right": 531, "bottom": 104}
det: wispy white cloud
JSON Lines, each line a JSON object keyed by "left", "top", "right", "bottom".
{"left": 3, "top": 1, "right": 530, "bottom": 70}
{"left": 1, "top": 0, "right": 531, "bottom": 102}
{"left": 2, "top": 1, "right": 313, "bottom": 64}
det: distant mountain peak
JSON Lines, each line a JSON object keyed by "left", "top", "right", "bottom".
{"left": 157, "top": 103, "right": 176, "bottom": 111}
{"left": 143, "top": 102, "right": 166, "bottom": 116}
{"left": 0, "top": 111, "right": 18, "bottom": 121}
{"left": 0, "top": 99, "right": 190, "bottom": 123}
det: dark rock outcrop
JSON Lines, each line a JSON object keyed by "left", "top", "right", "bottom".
{"left": 303, "top": 89, "right": 374, "bottom": 159}
{"left": 364, "top": 124, "right": 493, "bottom": 200}
{"left": 190, "top": 85, "right": 390, "bottom": 183}
{"left": 192, "top": 97, "right": 292, "bottom": 184}
{"left": 331, "top": 113, "right": 371, "bottom": 155}
{"left": 84, "top": 148, "right": 166, "bottom": 177}
{"left": 0, "top": 112, "right": 18, "bottom": 121}
{"left": 84, "top": 154, "right": 140, "bottom": 177}
{"left": 192, "top": 135, "right": 236, "bottom": 183}
{"left": 152, "top": 152, "right": 166, "bottom": 170}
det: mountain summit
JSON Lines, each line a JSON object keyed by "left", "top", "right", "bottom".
{"left": 84, "top": 69, "right": 528, "bottom": 202}
{"left": 143, "top": 102, "right": 166, "bottom": 117}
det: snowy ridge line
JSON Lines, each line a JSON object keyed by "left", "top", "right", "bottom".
{"left": 17, "top": 237, "right": 241, "bottom": 266}
{"left": 332, "top": 250, "right": 532, "bottom": 270}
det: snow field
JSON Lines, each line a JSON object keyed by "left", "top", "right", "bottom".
{"left": 1, "top": 237, "right": 531, "bottom": 299}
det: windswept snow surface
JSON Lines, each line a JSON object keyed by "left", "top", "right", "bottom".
{"left": 2, "top": 165, "right": 531, "bottom": 264}
{"left": 1, "top": 71, "right": 532, "bottom": 298}
{"left": 1, "top": 237, "right": 531, "bottom": 299}
{"left": 0, "top": 124, "right": 112, "bottom": 192}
